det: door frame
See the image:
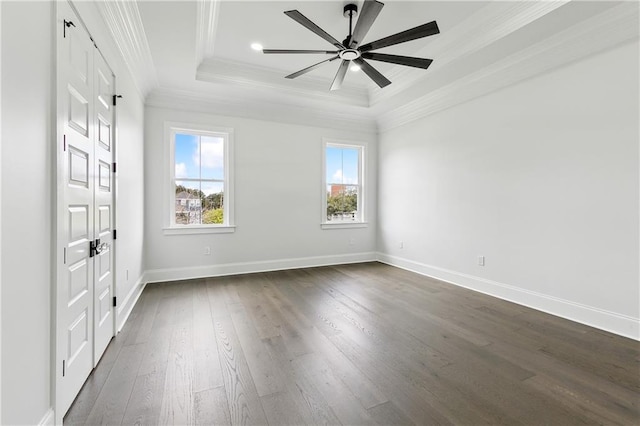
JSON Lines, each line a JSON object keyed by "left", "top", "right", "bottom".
{"left": 52, "top": 2, "right": 117, "bottom": 423}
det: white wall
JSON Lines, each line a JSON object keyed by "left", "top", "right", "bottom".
{"left": 378, "top": 40, "right": 639, "bottom": 339}
{"left": 1, "top": 2, "right": 54, "bottom": 424}
{"left": 145, "top": 106, "right": 377, "bottom": 280}
{"left": 113, "top": 73, "right": 146, "bottom": 328}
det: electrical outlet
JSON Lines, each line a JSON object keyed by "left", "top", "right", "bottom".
{"left": 204, "top": 246, "right": 211, "bottom": 255}
{"left": 478, "top": 256, "right": 485, "bottom": 266}
{"left": 399, "top": 241, "right": 404, "bottom": 249}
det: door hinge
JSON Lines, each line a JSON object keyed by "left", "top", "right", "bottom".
{"left": 112, "top": 95, "right": 123, "bottom": 106}
{"left": 63, "top": 20, "right": 75, "bottom": 38}
{"left": 112, "top": 162, "right": 117, "bottom": 173}
{"left": 113, "top": 297, "right": 117, "bottom": 307}
{"left": 62, "top": 360, "right": 66, "bottom": 377}
{"left": 63, "top": 134, "right": 67, "bottom": 152}
{"left": 113, "top": 229, "right": 117, "bottom": 240}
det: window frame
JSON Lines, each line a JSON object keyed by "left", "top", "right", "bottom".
{"left": 321, "top": 138, "right": 368, "bottom": 229}
{"left": 163, "top": 122, "right": 235, "bottom": 235}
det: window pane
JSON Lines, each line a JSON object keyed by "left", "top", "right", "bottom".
{"left": 174, "top": 133, "right": 199, "bottom": 179}
{"left": 200, "top": 136, "right": 224, "bottom": 180}
{"left": 326, "top": 146, "right": 359, "bottom": 185}
{"left": 175, "top": 180, "right": 202, "bottom": 225}
{"left": 201, "top": 181, "right": 224, "bottom": 224}
{"left": 326, "top": 146, "right": 343, "bottom": 184}
{"left": 326, "top": 184, "right": 359, "bottom": 222}
{"left": 342, "top": 148, "right": 359, "bottom": 185}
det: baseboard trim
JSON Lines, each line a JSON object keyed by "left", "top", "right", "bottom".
{"left": 145, "top": 252, "right": 377, "bottom": 284}
{"left": 376, "top": 253, "right": 639, "bottom": 341}
{"left": 38, "top": 408, "right": 54, "bottom": 426}
{"left": 117, "top": 274, "right": 147, "bottom": 332}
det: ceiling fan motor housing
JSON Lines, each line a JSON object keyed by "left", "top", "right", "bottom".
{"left": 343, "top": 3, "right": 358, "bottom": 18}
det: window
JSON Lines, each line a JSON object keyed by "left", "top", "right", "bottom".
{"left": 165, "top": 123, "right": 234, "bottom": 234}
{"left": 322, "top": 140, "right": 366, "bottom": 228}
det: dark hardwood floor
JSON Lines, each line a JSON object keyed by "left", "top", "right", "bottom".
{"left": 65, "top": 262, "right": 640, "bottom": 425}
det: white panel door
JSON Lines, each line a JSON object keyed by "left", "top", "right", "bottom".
{"left": 93, "top": 52, "right": 115, "bottom": 364}
{"left": 56, "top": 3, "right": 118, "bottom": 417}
{"left": 57, "top": 6, "right": 95, "bottom": 414}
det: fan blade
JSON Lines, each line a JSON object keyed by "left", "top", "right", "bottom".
{"left": 361, "top": 52, "right": 433, "bottom": 69}
{"left": 285, "top": 56, "right": 340, "bottom": 79}
{"left": 284, "top": 10, "right": 346, "bottom": 49}
{"left": 330, "top": 60, "right": 350, "bottom": 91}
{"left": 359, "top": 20, "right": 439, "bottom": 53}
{"left": 353, "top": 58, "right": 391, "bottom": 88}
{"left": 263, "top": 49, "right": 338, "bottom": 54}
{"left": 349, "top": 0, "right": 384, "bottom": 48}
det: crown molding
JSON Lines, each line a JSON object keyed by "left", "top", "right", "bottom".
{"left": 377, "top": 2, "right": 639, "bottom": 133}
{"left": 196, "top": 57, "right": 369, "bottom": 107}
{"left": 146, "top": 87, "right": 377, "bottom": 134}
{"left": 195, "top": 0, "right": 221, "bottom": 66}
{"left": 370, "top": 0, "right": 571, "bottom": 105}
{"left": 95, "top": 0, "right": 158, "bottom": 97}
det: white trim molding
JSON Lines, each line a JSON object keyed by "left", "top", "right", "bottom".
{"left": 195, "top": 0, "right": 221, "bottom": 67}
{"left": 38, "top": 408, "right": 55, "bottom": 426}
{"left": 196, "top": 57, "right": 369, "bottom": 108}
{"left": 146, "top": 87, "right": 377, "bottom": 134}
{"left": 117, "top": 274, "right": 147, "bottom": 332}
{"left": 95, "top": 0, "right": 157, "bottom": 97}
{"left": 321, "top": 222, "right": 369, "bottom": 230}
{"left": 145, "top": 252, "right": 377, "bottom": 284}
{"left": 163, "top": 225, "right": 236, "bottom": 235}
{"left": 377, "top": 253, "right": 640, "bottom": 342}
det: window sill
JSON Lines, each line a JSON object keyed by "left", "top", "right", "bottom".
{"left": 163, "top": 225, "right": 236, "bottom": 235}
{"left": 321, "top": 222, "right": 368, "bottom": 230}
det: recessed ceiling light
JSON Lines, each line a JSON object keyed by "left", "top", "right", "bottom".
{"left": 350, "top": 64, "right": 361, "bottom": 72}
{"left": 251, "top": 43, "right": 263, "bottom": 51}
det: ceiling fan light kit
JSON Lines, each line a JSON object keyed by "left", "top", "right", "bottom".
{"left": 262, "top": 0, "right": 440, "bottom": 91}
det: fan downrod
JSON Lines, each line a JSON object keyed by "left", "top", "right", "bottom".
{"left": 342, "top": 3, "right": 358, "bottom": 47}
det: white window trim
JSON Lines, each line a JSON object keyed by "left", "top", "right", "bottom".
{"left": 163, "top": 121, "right": 235, "bottom": 235}
{"left": 321, "top": 138, "right": 367, "bottom": 229}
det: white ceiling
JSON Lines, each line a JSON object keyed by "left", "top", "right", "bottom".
{"left": 125, "top": 0, "right": 637, "bottom": 129}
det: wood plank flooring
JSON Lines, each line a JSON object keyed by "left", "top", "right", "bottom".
{"left": 65, "top": 262, "right": 640, "bottom": 425}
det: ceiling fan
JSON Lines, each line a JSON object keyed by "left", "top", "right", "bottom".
{"left": 262, "top": 0, "right": 440, "bottom": 91}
